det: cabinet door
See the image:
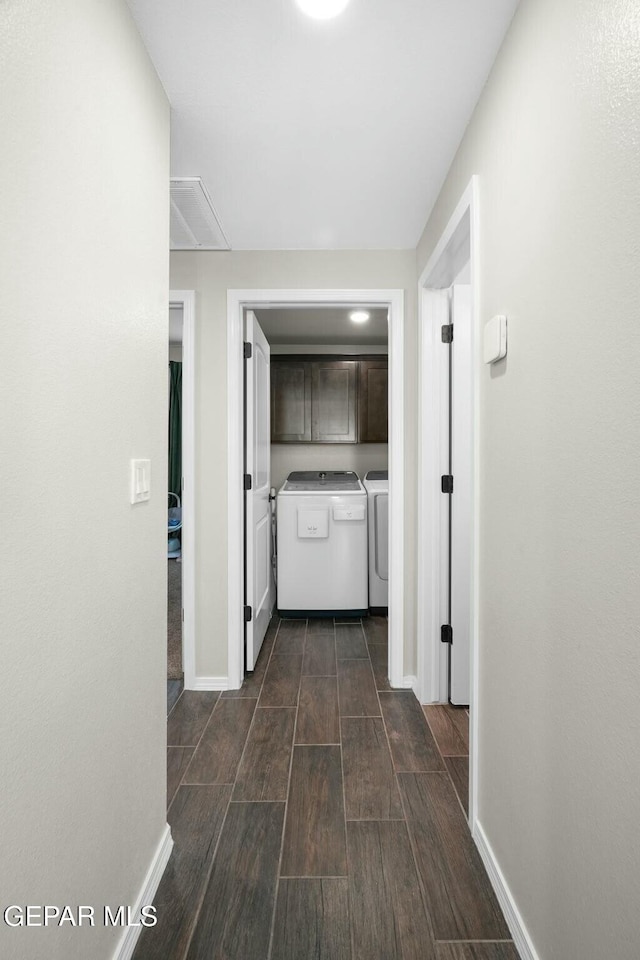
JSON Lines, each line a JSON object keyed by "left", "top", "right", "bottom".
{"left": 270, "top": 360, "right": 312, "bottom": 442}
{"left": 311, "top": 360, "right": 357, "bottom": 443}
{"left": 359, "top": 359, "right": 388, "bottom": 443}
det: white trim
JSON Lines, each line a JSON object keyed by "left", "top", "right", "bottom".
{"left": 387, "top": 290, "right": 405, "bottom": 689}
{"left": 190, "top": 675, "right": 230, "bottom": 691}
{"left": 111, "top": 824, "right": 173, "bottom": 960}
{"left": 417, "top": 287, "right": 450, "bottom": 705}
{"left": 227, "top": 291, "right": 245, "bottom": 691}
{"left": 416, "top": 176, "right": 480, "bottom": 828}
{"left": 169, "top": 290, "right": 196, "bottom": 689}
{"left": 402, "top": 675, "right": 419, "bottom": 693}
{"left": 474, "top": 821, "right": 540, "bottom": 960}
{"left": 227, "top": 288, "right": 405, "bottom": 691}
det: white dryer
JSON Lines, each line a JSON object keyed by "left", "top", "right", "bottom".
{"left": 276, "top": 471, "right": 368, "bottom": 616}
{"left": 363, "top": 470, "right": 389, "bottom": 611}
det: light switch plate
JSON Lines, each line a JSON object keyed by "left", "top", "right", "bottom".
{"left": 130, "top": 459, "right": 151, "bottom": 504}
{"left": 484, "top": 315, "right": 507, "bottom": 364}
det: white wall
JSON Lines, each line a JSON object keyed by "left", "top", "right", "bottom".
{"left": 0, "top": 2, "right": 169, "bottom": 958}
{"left": 170, "top": 251, "right": 416, "bottom": 678}
{"left": 417, "top": 1, "right": 640, "bottom": 957}
{"left": 271, "top": 444, "right": 388, "bottom": 493}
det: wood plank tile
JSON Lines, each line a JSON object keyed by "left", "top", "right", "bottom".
{"left": 448, "top": 703, "right": 470, "bottom": 751}
{"left": 167, "top": 747, "right": 194, "bottom": 809}
{"left": 221, "top": 620, "right": 276, "bottom": 698}
{"left": 436, "top": 943, "right": 520, "bottom": 960}
{"left": 271, "top": 879, "right": 351, "bottom": 960}
{"left": 337, "top": 660, "right": 380, "bottom": 717}
{"left": 342, "top": 718, "right": 403, "bottom": 820}
{"left": 233, "top": 708, "right": 295, "bottom": 801}
{"left": 307, "top": 618, "right": 335, "bottom": 636}
{"left": 445, "top": 756, "right": 469, "bottom": 816}
{"left": 347, "top": 821, "right": 436, "bottom": 960}
{"left": 167, "top": 691, "right": 219, "bottom": 747}
{"left": 274, "top": 619, "right": 307, "bottom": 655}
{"left": 423, "top": 705, "right": 469, "bottom": 756}
{"left": 167, "top": 679, "right": 183, "bottom": 716}
{"left": 184, "top": 698, "right": 256, "bottom": 784}
{"left": 379, "top": 693, "right": 444, "bottom": 771}
{"left": 368, "top": 642, "right": 391, "bottom": 691}
{"left": 303, "top": 634, "right": 337, "bottom": 676}
{"left": 398, "top": 773, "right": 509, "bottom": 941}
{"left": 362, "top": 616, "right": 388, "bottom": 647}
{"left": 296, "top": 677, "right": 340, "bottom": 744}
{"left": 132, "top": 785, "right": 231, "bottom": 960}
{"left": 259, "top": 654, "right": 303, "bottom": 707}
{"left": 281, "top": 746, "right": 347, "bottom": 877}
{"left": 185, "top": 802, "right": 284, "bottom": 960}
{"left": 334, "top": 616, "right": 362, "bottom": 624}
{"left": 336, "top": 624, "right": 369, "bottom": 659}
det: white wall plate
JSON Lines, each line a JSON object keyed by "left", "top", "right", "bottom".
{"left": 483, "top": 315, "right": 507, "bottom": 364}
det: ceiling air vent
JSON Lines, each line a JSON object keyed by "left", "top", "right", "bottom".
{"left": 170, "top": 178, "right": 230, "bottom": 250}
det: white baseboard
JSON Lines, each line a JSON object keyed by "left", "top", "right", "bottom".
{"left": 189, "top": 675, "right": 229, "bottom": 691}
{"left": 398, "top": 674, "right": 418, "bottom": 692}
{"left": 473, "top": 820, "right": 539, "bottom": 960}
{"left": 112, "top": 823, "right": 173, "bottom": 960}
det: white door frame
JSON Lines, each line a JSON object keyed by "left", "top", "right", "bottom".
{"left": 227, "top": 288, "right": 405, "bottom": 691}
{"left": 169, "top": 290, "right": 196, "bottom": 688}
{"left": 417, "top": 176, "right": 480, "bottom": 825}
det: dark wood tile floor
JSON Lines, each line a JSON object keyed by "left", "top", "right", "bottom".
{"left": 423, "top": 703, "right": 470, "bottom": 816}
{"left": 141, "top": 617, "right": 519, "bottom": 960}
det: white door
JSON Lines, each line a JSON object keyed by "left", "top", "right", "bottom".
{"left": 449, "top": 283, "right": 472, "bottom": 704}
{"left": 245, "top": 311, "right": 273, "bottom": 670}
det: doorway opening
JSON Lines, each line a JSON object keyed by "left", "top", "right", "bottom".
{"left": 167, "top": 302, "right": 183, "bottom": 682}
{"left": 417, "top": 178, "right": 479, "bottom": 825}
{"left": 168, "top": 290, "right": 195, "bottom": 690}
{"left": 244, "top": 305, "right": 389, "bottom": 669}
{"left": 228, "top": 289, "right": 405, "bottom": 691}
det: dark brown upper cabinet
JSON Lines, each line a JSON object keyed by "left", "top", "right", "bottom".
{"left": 270, "top": 356, "right": 388, "bottom": 444}
{"left": 271, "top": 360, "right": 312, "bottom": 442}
{"left": 358, "top": 359, "right": 388, "bottom": 443}
{"left": 311, "top": 360, "right": 358, "bottom": 443}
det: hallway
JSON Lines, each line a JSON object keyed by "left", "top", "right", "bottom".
{"left": 135, "top": 617, "right": 518, "bottom": 960}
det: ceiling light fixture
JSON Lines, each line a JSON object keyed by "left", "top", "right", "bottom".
{"left": 349, "top": 310, "right": 370, "bottom": 324}
{"left": 295, "top": 0, "right": 351, "bottom": 21}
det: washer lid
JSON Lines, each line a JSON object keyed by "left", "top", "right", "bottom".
{"left": 283, "top": 470, "right": 361, "bottom": 491}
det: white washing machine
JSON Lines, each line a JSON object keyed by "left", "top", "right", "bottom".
{"left": 364, "top": 470, "right": 389, "bottom": 611}
{"left": 276, "top": 471, "right": 368, "bottom": 615}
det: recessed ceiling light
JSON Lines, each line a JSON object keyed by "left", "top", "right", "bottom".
{"left": 349, "top": 310, "right": 370, "bottom": 324}
{"left": 295, "top": 0, "right": 351, "bottom": 21}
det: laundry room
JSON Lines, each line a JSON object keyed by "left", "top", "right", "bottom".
{"left": 246, "top": 304, "right": 389, "bottom": 645}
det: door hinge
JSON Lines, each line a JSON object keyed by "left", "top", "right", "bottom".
{"left": 441, "top": 624, "right": 453, "bottom": 644}
{"left": 243, "top": 473, "right": 252, "bottom": 491}
{"left": 243, "top": 342, "right": 252, "bottom": 360}
{"left": 441, "top": 324, "right": 453, "bottom": 343}
{"left": 441, "top": 474, "right": 454, "bottom": 494}
{"left": 244, "top": 605, "right": 252, "bottom": 623}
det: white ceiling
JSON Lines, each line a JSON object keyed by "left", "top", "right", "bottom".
{"left": 127, "top": 0, "right": 519, "bottom": 250}
{"left": 255, "top": 306, "right": 389, "bottom": 344}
